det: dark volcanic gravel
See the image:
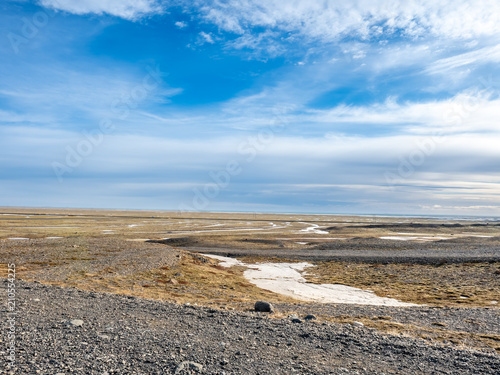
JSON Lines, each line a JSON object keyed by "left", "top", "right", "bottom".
{"left": 187, "top": 236, "right": 500, "bottom": 264}
{"left": 2, "top": 279, "right": 499, "bottom": 374}
{"left": 274, "top": 302, "right": 500, "bottom": 336}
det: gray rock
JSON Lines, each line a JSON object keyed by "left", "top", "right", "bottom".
{"left": 175, "top": 361, "right": 203, "bottom": 374}
{"left": 68, "top": 319, "right": 84, "bottom": 327}
{"left": 304, "top": 314, "right": 317, "bottom": 321}
{"left": 291, "top": 318, "right": 303, "bottom": 323}
{"left": 254, "top": 301, "right": 274, "bottom": 313}
{"left": 353, "top": 321, "right": 364, "bottom": 328}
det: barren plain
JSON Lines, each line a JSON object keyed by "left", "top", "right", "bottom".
{"left": 1, "top": 207, "right": 499, "bottom": 374}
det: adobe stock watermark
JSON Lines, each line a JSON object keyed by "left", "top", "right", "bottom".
{"left": 179, "top": 106, "right": 292, "bottom": 212}
{"left": 5, "top": 263, "right": 16, "bottom": 371}
{"left": 7, "top": 2, "right": 59, "bottom": 54}
{"left": 384, "top": 76, "right": 497, "bottom": 188}
{"left": 52, "top": 65, "right": 168, "bottom": 182}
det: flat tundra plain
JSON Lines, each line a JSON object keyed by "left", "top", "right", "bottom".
{"left": 1, "top": 207, "right": 499, "bottom": 374}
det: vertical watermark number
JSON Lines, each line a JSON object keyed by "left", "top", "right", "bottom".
{"left": 6, "top": 264, "right": 16, "bottom": 371}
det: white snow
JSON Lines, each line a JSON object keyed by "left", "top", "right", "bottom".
{"left": 203, "top": 254, "right": 417, "bottom": 306}
{"left": 299, "top": 223, "right": 329, "bottom": 234}
{"left": 8, "top": 237, "right": 30, "bottom": 240}
{"left": 396, "top": 232, "right": 433, "bottom": 235}
{"left": 46, "top": 237, "right": 63, "bottom": 239}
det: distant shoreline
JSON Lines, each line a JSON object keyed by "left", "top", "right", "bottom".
{"left": 1, "top": 206, "right": 499, "bottom": 221}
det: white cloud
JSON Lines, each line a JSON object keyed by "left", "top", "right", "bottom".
{"left": 2, "top": 122, "right": 499, "bottom": 214}
{"left": 200, "top": 0, "right": 500, "bottom": 39}
{"left": 226, "top": 30, "right": 286, "bottom": 57}
{"left": 39, "top": 0, "right": 162, "bottom": 20}
{"left": 426, "top": 44, "right": 500, "bottom": 75}
{"left": 198, "top": 31, "right": 215, "bottom": 44}
{"left": 188, "top": 0, "right": 500, "bottom": 55}
{"left": 175, "top": 21, "right": 188, "bottom": 29}
{"left": 304, "top": 92, "right": 500, "bottom": 135}
{"left": 0, "top": 58, "right": 181, "bottom": 130}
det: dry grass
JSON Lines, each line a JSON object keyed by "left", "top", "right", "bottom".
{"left": 38, "top": 252, "right": 300, "bottom": 310}
{"left": 304, "top": 261, "right": 500, "bottom": 307}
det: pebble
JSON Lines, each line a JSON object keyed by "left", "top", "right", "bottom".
{"left": 69, "top": 319, "right": 84, "bottom": 327}
{"left": 304, "top": 314, "right": 316, "bottom": 321}
{"left": 353, "top": 321, "right": 364, "bottom": 328}
{"left": 175, "top": 361, "right": 203, "bottom": 374}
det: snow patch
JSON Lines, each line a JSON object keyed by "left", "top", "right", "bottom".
{"left": 203, "top": 254, "right": 417, "bottom": 306}
{"left": 299, "top": 223, "right": 329, "bottom": 234}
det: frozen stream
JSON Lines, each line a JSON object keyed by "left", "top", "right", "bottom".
{"left": 203, "top": 254, "right": 417, "bottom": 307}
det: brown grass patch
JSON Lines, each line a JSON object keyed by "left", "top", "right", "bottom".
{"left": 40, "top": 252, "right": 300, "bottom": 310}
{"left": 304, "top": 261, "right": 500, "bottom": 307}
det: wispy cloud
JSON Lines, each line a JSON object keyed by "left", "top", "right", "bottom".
{"left": 175, "top": 21, "right": 188, "bottom": 29}
{"left": 198, "top": 31, "right": 215, "bottom": 45}
{"left": 301, "top": 93, "right": 500, "bottom": 135}
{"left": 189, "top": 0, "right": 500, "bottom": 54}
{"left": 426, "top": 43, "right": 500, "bottom": 75}
{"left": 3, "top": 126, "right": 500, "bottom": 213}
{"left": 39, "top": 0, "right": 163, "bottom": 20}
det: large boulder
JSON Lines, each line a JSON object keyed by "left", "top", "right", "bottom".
{"left": 254, "top": 301, "right": 274, "bottom": 313}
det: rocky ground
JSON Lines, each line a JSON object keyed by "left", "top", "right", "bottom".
{"left": 185, "top": 236, "right": 500, "bottom": 264}
{"left": 2, "top": 279, "right": 500, "bottom": 375}
{"left": 1, "top": 210, "right": 499, "bottom": 374}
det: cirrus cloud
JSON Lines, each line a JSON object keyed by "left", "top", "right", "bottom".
{"left": 39, "top": 0, "right": 163, "bottom": 20}
{"left": 193, "top": 0, "right": 500, "bottom": 41}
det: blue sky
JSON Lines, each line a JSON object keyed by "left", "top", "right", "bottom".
{"left": 1, "top": 0, "right": 500, "bottom": 216}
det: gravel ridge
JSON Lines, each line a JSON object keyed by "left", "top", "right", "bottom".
{"left": 2, "top": 279, "right": 499, "bottom": 374}
{"left": 274, "top": 303, "right": 500, "bottom": 336}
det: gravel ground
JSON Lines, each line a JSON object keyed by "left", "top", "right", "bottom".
{"left": 1, "top": 237, "right": 181, "bottom": 282}
{"left": 187, "top": 236, "right": 500, "bottom": 263}
{"left": 2, "top": 279, "right": 499, "bottom": 375}
{"left": 275, "top": 302, "right": 500, "bottom": 336}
